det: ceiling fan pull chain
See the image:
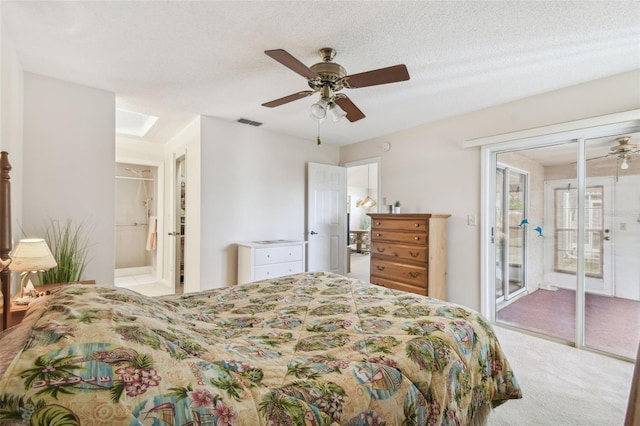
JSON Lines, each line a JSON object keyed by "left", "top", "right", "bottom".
{"left": 317, "top": 120, "right": 322, "bottom": 145}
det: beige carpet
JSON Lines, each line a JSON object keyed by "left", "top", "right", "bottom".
{"left": 488, "top": 326, "right": 634, "bottom": 425}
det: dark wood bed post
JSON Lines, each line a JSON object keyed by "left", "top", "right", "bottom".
{"left": 0, "top": 151, "right": 12, "bottom": 330}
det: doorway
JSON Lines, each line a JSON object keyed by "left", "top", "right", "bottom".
{"left": 114, "top": 162, "right": 168, "bottom": 293}
{"left": 344, "top": 158, "right": 380, "bottom": 282}
{"left": 173, "top": 156, "right": 186, "bottom": 294}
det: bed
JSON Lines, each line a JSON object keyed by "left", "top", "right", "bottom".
{"left": 0, "top": 153, "right": 521, "bottom": 425}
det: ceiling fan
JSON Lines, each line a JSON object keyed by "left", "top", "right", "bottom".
{"left": 588, "top": 136, "right": 639, "bottom": 170}
{"left": 261, "top": 47, "right": 410, "bottom": 123}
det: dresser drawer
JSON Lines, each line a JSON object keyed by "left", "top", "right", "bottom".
{"left": 370, "top": 230, "right": 427, "bottom": 245}
{"left": 370, "top": 218, "right": 429, "bottom": 232}
{"left": 254, "top": 261, "right": 304, "bottom": 281}
{"left": 255, "top": 245, "right": 303, "bottom": 265}
{"left": 371, "top": 241, "right": 427, "bottom": 263}
{"left": 370, "top": 258, "right": 427, "bottom": 286}
{"left": 370, "top": 276, "right": 428, "bottom": 296}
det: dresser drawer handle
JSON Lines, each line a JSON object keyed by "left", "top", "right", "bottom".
{"left": 409, "top": 251, "right": 420, "bottom": 258}
{"left": 376, "top": 233, "right": 382, "bottom": 237}
{"left": 376, "top": 266, "right": 385, "bottom": 271}
{"left": 408, "top": 272, "right": 421, "bottom": 278}
{"left": 414, "top": 236, "right": 420, "bottom": 241}
{"left": 376, "top": 221, "right": 381, "bottom": 225}
{"left": 414, "top": 223, "right": 420, "bottom": 227}
{"left": 376, "top": 247, "right": 386, "bottom": 253}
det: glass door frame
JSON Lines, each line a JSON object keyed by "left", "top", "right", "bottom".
{"left": 495, "top": 163, "right": 529, "bottom": 305}
{"left": 474, "top": 110, "right": 640, "bottom": 354}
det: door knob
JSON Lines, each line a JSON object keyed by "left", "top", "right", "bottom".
{"left": 310, "top": 231, "right": 318, "bottom": 235}
{"left": 168, "top": 232, "right": 179, "bottom": 236}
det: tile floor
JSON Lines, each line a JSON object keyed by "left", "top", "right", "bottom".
{"left": 114, "top": 274, "right": 174, "bottom": 297}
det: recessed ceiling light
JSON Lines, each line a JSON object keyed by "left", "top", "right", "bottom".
{"left": 116, "top": 108, "right": 159, "bottom": 137}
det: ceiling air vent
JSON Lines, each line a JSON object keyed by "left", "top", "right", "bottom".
{"left": 237, "top": 118, "right": 263, "bottom": 127}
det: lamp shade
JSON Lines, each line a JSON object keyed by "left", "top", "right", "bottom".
{"left": 9, "top": 238, "right": 57, "bottom": 272}
{"left": 310, "top": 99, "right": 328, "bottom": 120}
{"left": 328, "top": 102, "right": 347, "bottom": 122}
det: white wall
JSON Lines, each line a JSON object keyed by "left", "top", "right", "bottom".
{"left": 199, "top": 116, "right": 340, "bottom": 288}
{"left": 614, "top": 174, "right": 640, "bottom": 300}
{"left": 340, "top": 70, "right": 640, "bottom": 310}
{"left": 1, "top": 20, "right": 23, "bottom": 259}
{"left": 22, "top": 73, "right": 115, "bottom": 286}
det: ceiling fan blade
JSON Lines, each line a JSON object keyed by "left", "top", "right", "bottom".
{"left": 262, "top": 91, "right": 314, "bottom": 108}
{"left": 265, "top": 49, "right": 318, "bottom": 80}
{"left": 334, "top": 96, "right": 365, "bottom": 122}
{"left": 345, "top": 64, "right": 410, "bottom": 88}
{"left": 586, "top": 155, "right": 610, "bottom": 161}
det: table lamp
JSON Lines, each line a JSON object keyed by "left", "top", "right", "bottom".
{"left": 9, "top": 238, "right": 57, "bottom": 302}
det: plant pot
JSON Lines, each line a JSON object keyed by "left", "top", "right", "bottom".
{"left": 393, "top": 207, "right": 401, "bottom": 214}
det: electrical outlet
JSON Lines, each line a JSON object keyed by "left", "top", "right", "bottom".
{"left": 467, "top": 215, "right": 477, "bottom": 226}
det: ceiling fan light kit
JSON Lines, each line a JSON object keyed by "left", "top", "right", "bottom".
{"left": 263, "top": 47, "right": 410, "bottom": 126}
{"left": 605, "top": 137, "right": 637, "bottom": 170}
{"left": 621, "top": 156, "right": 630, "bottom": 170}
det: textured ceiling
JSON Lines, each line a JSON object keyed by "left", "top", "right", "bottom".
{"left": 2, "top": 1, "right": 639, "bottom": 146}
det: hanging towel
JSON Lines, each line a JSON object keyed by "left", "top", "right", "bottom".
{"left": 146, "top": 216, "right": 158, "bottom": 251}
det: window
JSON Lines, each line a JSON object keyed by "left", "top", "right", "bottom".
{"left": 554, "top": 186, "right": 603, "bottom": 277}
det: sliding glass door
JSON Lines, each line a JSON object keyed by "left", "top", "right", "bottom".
{"left": 491, "top": 131, "right": 640, "bottom": 360}
{"left": 583, "top": 136, "right": 639, "bottom": 359}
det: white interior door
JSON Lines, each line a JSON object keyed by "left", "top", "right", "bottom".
{"left": 307, "top": 162, "right": 347, "bottom": 274}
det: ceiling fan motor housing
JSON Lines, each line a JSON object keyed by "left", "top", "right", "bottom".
{"left": 308, "top": 62, "right": 347, "bottom": 91}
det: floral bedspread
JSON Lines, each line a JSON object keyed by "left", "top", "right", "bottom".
{"left": 0, "top": 272, "right": 521, "bottom": 425}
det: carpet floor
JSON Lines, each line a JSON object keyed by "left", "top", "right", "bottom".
{"left": 488, "top": 326, "right": 634, "bottom": 425}
{"left": 497, "top": 288, "right": 640, "bottom": 359}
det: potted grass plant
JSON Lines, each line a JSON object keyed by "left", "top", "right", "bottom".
{"left": 39, "top": 219, "right": 91, "bottom": 285}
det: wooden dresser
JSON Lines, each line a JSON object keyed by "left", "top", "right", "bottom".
{"left": 367, "top": 213, "right": 450, "bottom": 299}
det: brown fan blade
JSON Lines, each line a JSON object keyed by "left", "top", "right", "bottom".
{"left": 265, "top": 49, "right": 318, "bottom": 80}
{"left": 334, "top": 96, "right": 365, "bottom": 122}
{"left": 262, "top": 91, "right": 314, "bottom": 108}
{"left": 345, "top": 64, "right": 410, "bottom": 88}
